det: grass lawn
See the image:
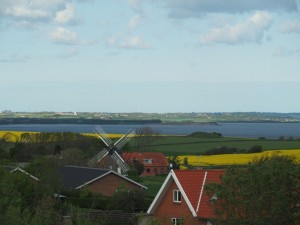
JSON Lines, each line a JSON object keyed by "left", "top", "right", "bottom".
{"left": 141, "top": 175, "right": 167, "bottom": 198}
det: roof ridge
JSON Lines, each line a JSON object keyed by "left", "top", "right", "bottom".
{"left": 196, "top": 171, "right": 207, "bottom": 213}
{"left": 64, "top": 165, "right": 110, "bottom": 171}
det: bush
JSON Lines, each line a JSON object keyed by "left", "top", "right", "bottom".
{"left": 204, "top": 146, "right": 238, "bottom": 155}
{"left": 247, "top": 145, "right": 262, "bottom": 153}
{"left": 188, "top": 132, "right": 222, "bottom": 138}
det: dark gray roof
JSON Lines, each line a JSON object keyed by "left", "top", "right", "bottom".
{"left": 59, "top": 166, "right": 110, "bottom": 189}
{"left": 59, "top": 165, "right": 147, "bottom": 190}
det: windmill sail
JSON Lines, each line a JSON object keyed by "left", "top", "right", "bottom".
{"left": 89, "top": 126, "right": 134, "bottom": 174}
{"left": 94, "top": 126, "right": 113, "bottom": 147}
{"left": 114, "top": 129, "right": 136, "bottom": 150}
{"left": 88, "top": 149, "right": 109, "bottom": 167}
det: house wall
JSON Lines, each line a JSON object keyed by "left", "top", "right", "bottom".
{"left": 142, "top": 166, "right": 168, "bottom": 177}
{"left": 87, "top": 173, "right": 141, "bottom": 196}
{"left": 155, "top": 180, "right": 202, "bottom": 225}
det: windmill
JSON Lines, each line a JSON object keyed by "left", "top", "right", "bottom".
{"left": 88, "top": 126, "right": 135, "bottom": 174}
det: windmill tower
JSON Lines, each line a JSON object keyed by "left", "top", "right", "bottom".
{"left": 88, "top": 126, "right": 135, "bottom": 174}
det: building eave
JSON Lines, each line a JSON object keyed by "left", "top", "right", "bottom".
{"left": 147, "top": 169, "right": 197, "bottom": 217}
{"left": 75, "top": 170, "right": 147, "bottom": 190}
{"left": 10, "top": 167, "right": 39, "bottom": 181}
{"left": 147, "top": 171, "right": 173, "bottom": 214}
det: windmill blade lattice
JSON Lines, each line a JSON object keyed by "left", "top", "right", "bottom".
{"left": 89, "top": 126, "right": 135, "bottom": 173}
{"left": 94, "top": 126, "right": 113, "bottom": 147}
{"left": 114, "top": 129, "right": 136, "bottom": 150}
{"left": 88, "top": 149, "right": 109, "bottom": 167}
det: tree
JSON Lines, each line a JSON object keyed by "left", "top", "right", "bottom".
{"left": 205, "top": 154, "right": 300, "bottom": 225}
{"left": 132, "top": 159, "right": 145, "bottom": 175}
{"left": 108, "top": 188, "right": 147, "bottom": 212}
{"left": 59, "top": 148, "right": 87, "bottom": 166}
{"left": 0, "top": 167, "right": 58, "bottom": 225}
{"left": 247, "top": 145, "right": 262, "bottom": 153}
{"left": 168, "top": 155, "right": 181, "bottom": 170}
{"left": 134, "top": 126, "right": 160, "bottom": 151}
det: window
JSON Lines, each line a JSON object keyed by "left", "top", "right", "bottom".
{"left": 146, "top": 168, "right": 151, "bottom": 173}
{"left": 173, "top": 190, "right": 181, "bottom": 203}
{"left": 171, "top": 218, "right": 183, "bottom": 225}
{"left": 143, "top": 159, "right": 153, "bottom": 164}
{"left": 209, "top": 193, "right": 218, "bottom": 203}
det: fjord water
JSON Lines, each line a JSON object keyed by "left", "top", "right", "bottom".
{"left": 1, "top": 123, "right": 300, "bottom": 139}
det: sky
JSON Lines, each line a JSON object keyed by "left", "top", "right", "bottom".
{"left": 1, "top": 0, "right": 300, "bottom": 113}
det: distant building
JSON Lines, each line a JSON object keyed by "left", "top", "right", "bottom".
{"left": 122, "top": 152, "right": 169, "bottom": 176}
{"left": 1, "top": 165, "right": 39, "bottom": 181}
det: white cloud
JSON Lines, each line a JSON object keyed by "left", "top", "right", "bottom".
{"left": 165, "top": 0, "right": 297, "bottom": 18}
{"left": 54, "top": 4, "right": 76, "bottom": 24}
{"left": 49, "top": 26, "right": 96, "bottom": 45}
{"left": 106, "top": 36, "right": 150, "bottom": 49}
{"left": 0, "top": 0, "right": 82, "bottom": 27}
{"left": 128, "top": 15, "right": 141, "bottom": 30}
{"left": 4, "top": 5, "right": 49, "bottom": 19}
{"left": 200, "top": 11, "right": 273, "bottom": 45}
{"left": 50, "top": 27, "right": 80, "bottom": 45}
{"left": 280, "top": 20, "right": 300, "bottom": 33}
{"left": 120, "top": 36, "right": 150, "bottom": 49}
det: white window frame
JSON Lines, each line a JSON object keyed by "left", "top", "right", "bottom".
{"left": 143, "top": 159, "right": 153, "bottom": 164}
{"left": 173, "top": 190, "right": 181, "bottom": 203}
{"left": 171, "top": 218, "right": 183, "bottom": 225}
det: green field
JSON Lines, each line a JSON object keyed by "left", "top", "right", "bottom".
{"left": 140, "top": 136, "right": 300, "bottom": 156}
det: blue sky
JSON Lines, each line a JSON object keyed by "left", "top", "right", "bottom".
{"left": 1, "top": 0, "right": 299, "bottom": 113}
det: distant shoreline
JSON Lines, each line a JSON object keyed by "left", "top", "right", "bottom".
{"left": 1, "top": 117, "right": 300, "bottom": 125}
{"left": 0, "top": 118, "right": 161, "bottom": 125}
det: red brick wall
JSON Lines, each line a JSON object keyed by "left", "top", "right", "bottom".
{"left": 87, "top": 173, "right": 141, "bottom": 196}
{"left": 141, "top": 166, "right": 168, "bottom": 177}
{"left": 155, "top": 180, "right": 202, "bottom": 225}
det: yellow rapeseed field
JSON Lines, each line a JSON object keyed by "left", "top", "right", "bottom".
{"left": 178, "top": 149, "right": 300, "bottom": 167}
{"left": 0, "top": 131, "right": 30, "bottom": 142}
{"left": 0, "top": 131, "right": 123, "bottom": 142}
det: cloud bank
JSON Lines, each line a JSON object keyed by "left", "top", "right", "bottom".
{"left": 200, "top": 11, "right": 273, "bottom": 45}
{"left": 165, "top": 0, "right": 297, "bottom": 18}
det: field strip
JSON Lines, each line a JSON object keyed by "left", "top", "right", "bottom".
{"left": 0, "top": 131, "right": 125, "bottom": 142}
{"left": 178, "top": 149, "right": 300, "bottom": 167}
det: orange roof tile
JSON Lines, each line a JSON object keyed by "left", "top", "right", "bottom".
{"left": 174, "top": 169, "right": 224, "bottom": 219}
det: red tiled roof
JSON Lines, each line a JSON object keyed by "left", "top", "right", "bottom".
{"left": 122, "top": 152, "right": 169, "bottom": 167}
{"left": 174, "top": 169, "right": 224, "bottom": 219}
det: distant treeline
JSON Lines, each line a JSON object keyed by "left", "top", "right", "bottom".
{"left": 0, "top": 118, "right": 162, "bottom": 125}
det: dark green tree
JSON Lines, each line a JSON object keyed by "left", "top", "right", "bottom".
{"left": 205, "top": 154, "right": 300, "bottom": 225}
{"left": 168, "top": 155, "right": 181, "bottom": 170}
{"left": 108, "top": 188, "right": 147, "bottom": 212}
{"left": 0, "top": 167, "right": 57, "bottom": 225}
{"left": 134, "top": 126, "right": 160, "bottom": 151}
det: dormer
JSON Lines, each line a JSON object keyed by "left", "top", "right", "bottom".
{"left": 143, "top": 159, "right": 153, "bottom": 164}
